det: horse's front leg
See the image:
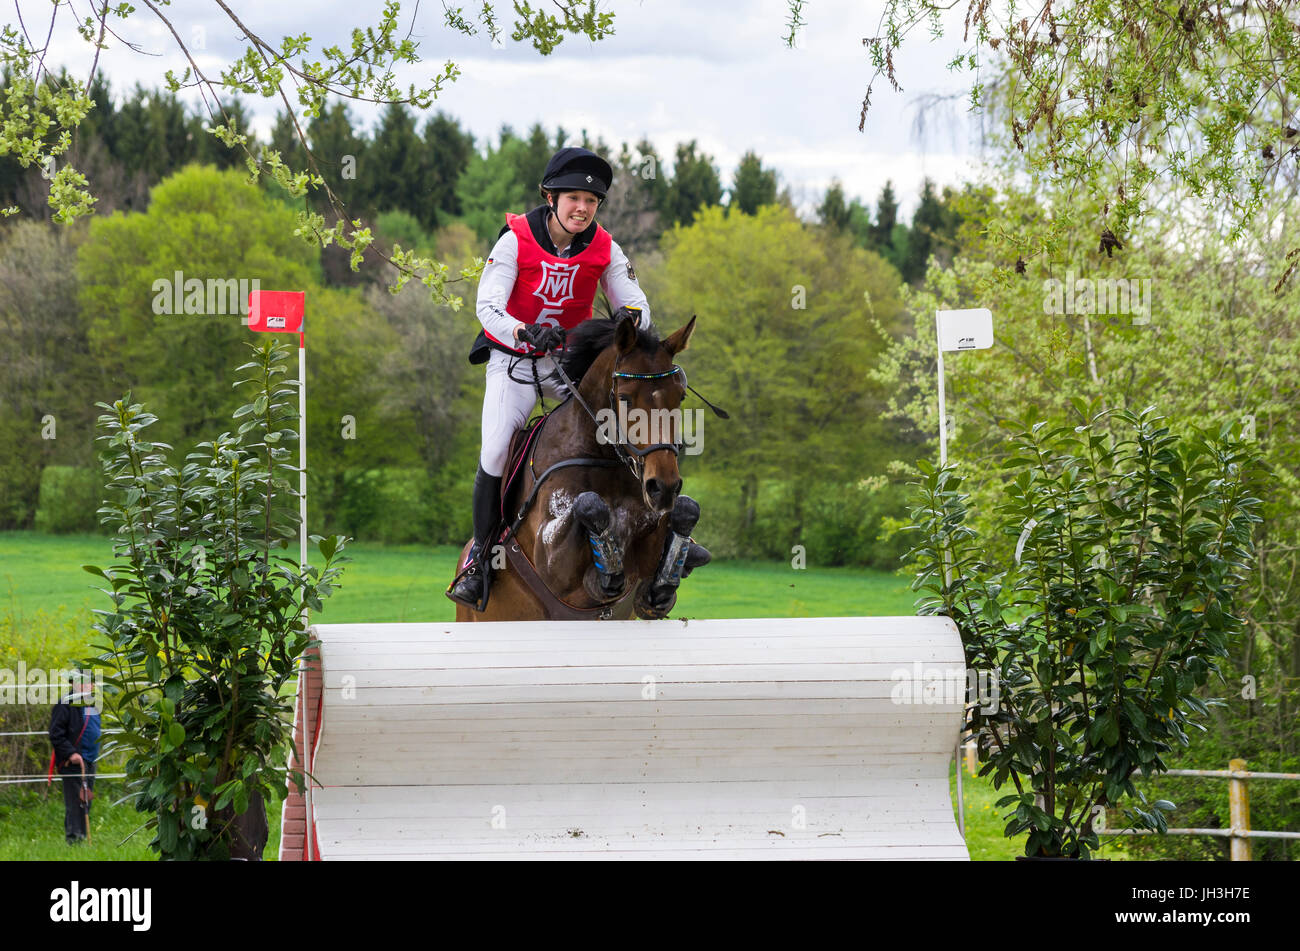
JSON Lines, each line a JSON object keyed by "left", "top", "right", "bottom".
{"left": 574, "top": 490, "right": 626, "bottom": 600}
{"left": 634, "top": 495, "right": 710, "bottom": 619}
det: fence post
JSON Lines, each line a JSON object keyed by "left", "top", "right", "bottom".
{"left": 1228, "top": 757, "right": 1251, "bottom": 861}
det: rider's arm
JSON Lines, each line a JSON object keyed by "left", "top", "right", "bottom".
{"left": 602, "top": 239, "right": 651, "bottom": 328}
{"left": 477, "top": 231, "right": 526, "bottom": 343}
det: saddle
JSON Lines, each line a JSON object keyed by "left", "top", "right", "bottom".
{"left": 456, "top": 406, "right": 628, "bottom": 620}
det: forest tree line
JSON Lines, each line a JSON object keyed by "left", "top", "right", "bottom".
{"left": 0, "top": 78, "right": 960, "bottom": 566}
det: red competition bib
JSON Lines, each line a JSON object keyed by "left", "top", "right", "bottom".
{"left": 489, "top": 213, "right": 611, "bottom": 350}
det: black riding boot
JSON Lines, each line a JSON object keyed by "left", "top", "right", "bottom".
{"left": 447, "top": 465, "right": 503, "bottom": 608}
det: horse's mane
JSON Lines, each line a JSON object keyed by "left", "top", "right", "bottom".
{"left": 559, "top": 317, "right": 662, "bottom": 384}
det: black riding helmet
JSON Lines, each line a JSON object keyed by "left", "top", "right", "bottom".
{"left": 540, "top": 147, "right": 612, "bottom": 201}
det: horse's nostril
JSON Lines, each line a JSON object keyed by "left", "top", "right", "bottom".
{"left": 645, "top": 478, "right": 682, "bottom": 508}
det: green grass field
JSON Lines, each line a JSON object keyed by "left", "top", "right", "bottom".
{"left": 1, "top": 530, "right": 1124, "bottom": 861}
{"left": 0, "top": 531, "right": 923, "bottom": 625}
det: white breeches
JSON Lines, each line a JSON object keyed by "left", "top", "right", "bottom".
{"left": 479, "top": 348, "right": 567, "bottom": 477}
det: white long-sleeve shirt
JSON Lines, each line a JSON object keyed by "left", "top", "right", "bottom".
{"left": 476, "top": 216, "right": 651, "bottom": 346}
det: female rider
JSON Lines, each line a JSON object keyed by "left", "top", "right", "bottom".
{"left": 447, "top": 147, "right": 651, "bottom": 608}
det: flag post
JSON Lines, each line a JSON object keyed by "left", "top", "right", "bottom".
{"left": 247, "top": 289, "right": 311, "bottom": 859}
{"left": 299, "top": 330, "right": 307, "bottom": 596}
{"left": 933, "top": 306, "right": 994, "bottom": 844}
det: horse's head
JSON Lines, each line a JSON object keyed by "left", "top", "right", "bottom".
{"left": 609, "top": 314, "right": 695, "bottom": 512}
{"left": 562, "top": 313, "right": 697, "bottom": 514}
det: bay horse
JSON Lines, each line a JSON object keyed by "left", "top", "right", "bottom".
{"left": 453, "top": 313, "right": 710, "bottom": 621}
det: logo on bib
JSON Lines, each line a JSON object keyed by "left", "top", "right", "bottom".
{"left": 534, "top": 261, "right": 580, "bottom": 307}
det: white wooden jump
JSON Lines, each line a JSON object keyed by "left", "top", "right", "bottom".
{"left": 279, "top": 616, "right": 970, "bottom": 860}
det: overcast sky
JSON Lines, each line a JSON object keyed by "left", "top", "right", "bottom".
{"left": 32, "top": 0, "right": 990, "bottom": 216}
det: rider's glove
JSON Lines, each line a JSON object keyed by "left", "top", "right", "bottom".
{"left": 612, "top": 306, "right": 643, "bottom": 327}
{"left": 518, "top": 323, "right": 566, "bottom": 353}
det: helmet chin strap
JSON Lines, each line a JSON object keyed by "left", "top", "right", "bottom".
{"left": 548, "top": 193, "right": 598, "bottom": 236}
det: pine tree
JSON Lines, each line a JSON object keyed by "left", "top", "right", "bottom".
{"left": 872, "top": 180, "right": 899, "bottom": 252}
{"left": 729, "top": 150, "right": 778, "bottom": 215}
{"left": 369, "top": 103, "right": 425, "bottom": 220}
{"left": 307, "top": 102, "right": 369, "bottom": 217}
{"left": 665, "top": 141, "right": 722, "bottom": 227}
{"left": 421, "top": 111, "right": 474, "bottom": 225}
{"left": 818, "top": 179, "right": 851, "bottom": 231}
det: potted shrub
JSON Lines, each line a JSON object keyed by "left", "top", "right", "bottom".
{"left": 84, "top": 337, "right": 349, "bottom": 860}
{"left": 903, "top": 404, "right": 1261, "bottom": 858}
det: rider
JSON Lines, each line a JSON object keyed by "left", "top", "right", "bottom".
{"left": 447, "top": 146, "right": 652, "bottom": 608}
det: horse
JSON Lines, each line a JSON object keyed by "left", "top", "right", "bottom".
{"left": 453, "top": 313, "right": 711, "bottom": 622}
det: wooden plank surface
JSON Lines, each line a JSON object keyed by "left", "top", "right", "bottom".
{"left": 306, "top": 617, "right": 969, "bottom": 861}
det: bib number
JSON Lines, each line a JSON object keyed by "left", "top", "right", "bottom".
{"left": 535, "top": 308, "right": 563, "bottom": 329}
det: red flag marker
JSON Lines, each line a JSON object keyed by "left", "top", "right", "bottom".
{"left": 246, "top": 287, "right": 313, "bottom": 858}
{"left": 247, "top": 290, "right": 305, "bottom": 345}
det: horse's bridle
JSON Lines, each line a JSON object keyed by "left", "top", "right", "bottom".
{"left": 542, "top": 357, "right": 684, "bottom": 483}
{"left": 547, "top": 345, "right": 727, "bottom": 482}
{"left": 607, "top": 364, "right": 688, "bottom": 480}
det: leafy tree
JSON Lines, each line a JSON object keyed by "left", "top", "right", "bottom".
{"left": 0, "top": 221, "right": 98, "bottom": 527}
{"left": 871, "top": 181, "right": 1300, "bottom": 856}
{"left": 364, "top": 228, "right": 482, "bottom": 479}
{"left": 456, "top": 130, "right": 536, "bottom": 248}
{"left": 518, "top": 122, "right": 558, "bottom": 195}
{"left": 665, "top": 141, "right": 722, "bottom": 227}
{"left": 191, "top": 97, "right": 255, "bottom": 171}
{"left": 76, "top": 165, "right": 318, "bottom": 452}
{"left": 729, "top": 150, "right": 779, "bottom": 215}
{"left": 1, "top": 1, "right": 617, "bottom": 306}
{"left": 845, "top": 197, "right": 875, "bottom": 250}
{"left": 85, "top": 339, "right": 351, "bottom": 859}
{"left": 785, "top": 1, "right": 1300, "bottom": 288}
{"left": 267, "top": 110, "right": 308, "bottom": 192}
{"left": 647, "top": 204, "right": 906, "bottom": 553}
{"left": 300, "top": 284, "right": 423, "bottom": 537}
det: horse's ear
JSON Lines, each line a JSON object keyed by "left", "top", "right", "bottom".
{"left": 664, "top": 315, "right": 697, "bottom": 356}
{"left": 614, "top": 314, "right": 639, "bottom": 354}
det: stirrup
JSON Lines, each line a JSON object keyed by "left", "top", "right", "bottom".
{"left": 446, "top": 543, "right": 492, "bottom": 611}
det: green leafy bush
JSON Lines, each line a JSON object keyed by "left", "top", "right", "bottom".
{"left": 904, "top": 404, "right": 1262, "bottom": 858}
{"left": 84, "top": 337, "right": 349, "bottom": 860}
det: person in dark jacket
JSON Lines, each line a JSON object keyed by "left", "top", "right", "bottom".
{"left": 48, "top": 672, "right": 100, "bottom": 844}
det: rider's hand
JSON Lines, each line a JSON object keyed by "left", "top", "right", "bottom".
{"left": 66, "top": 753, "right": 84, "bottom": 768}
{"left": 517, "top": 323, "right": 565, "bottom": 353}
{"left": 612, "top": 306, "right": 643, "bottom": 327}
